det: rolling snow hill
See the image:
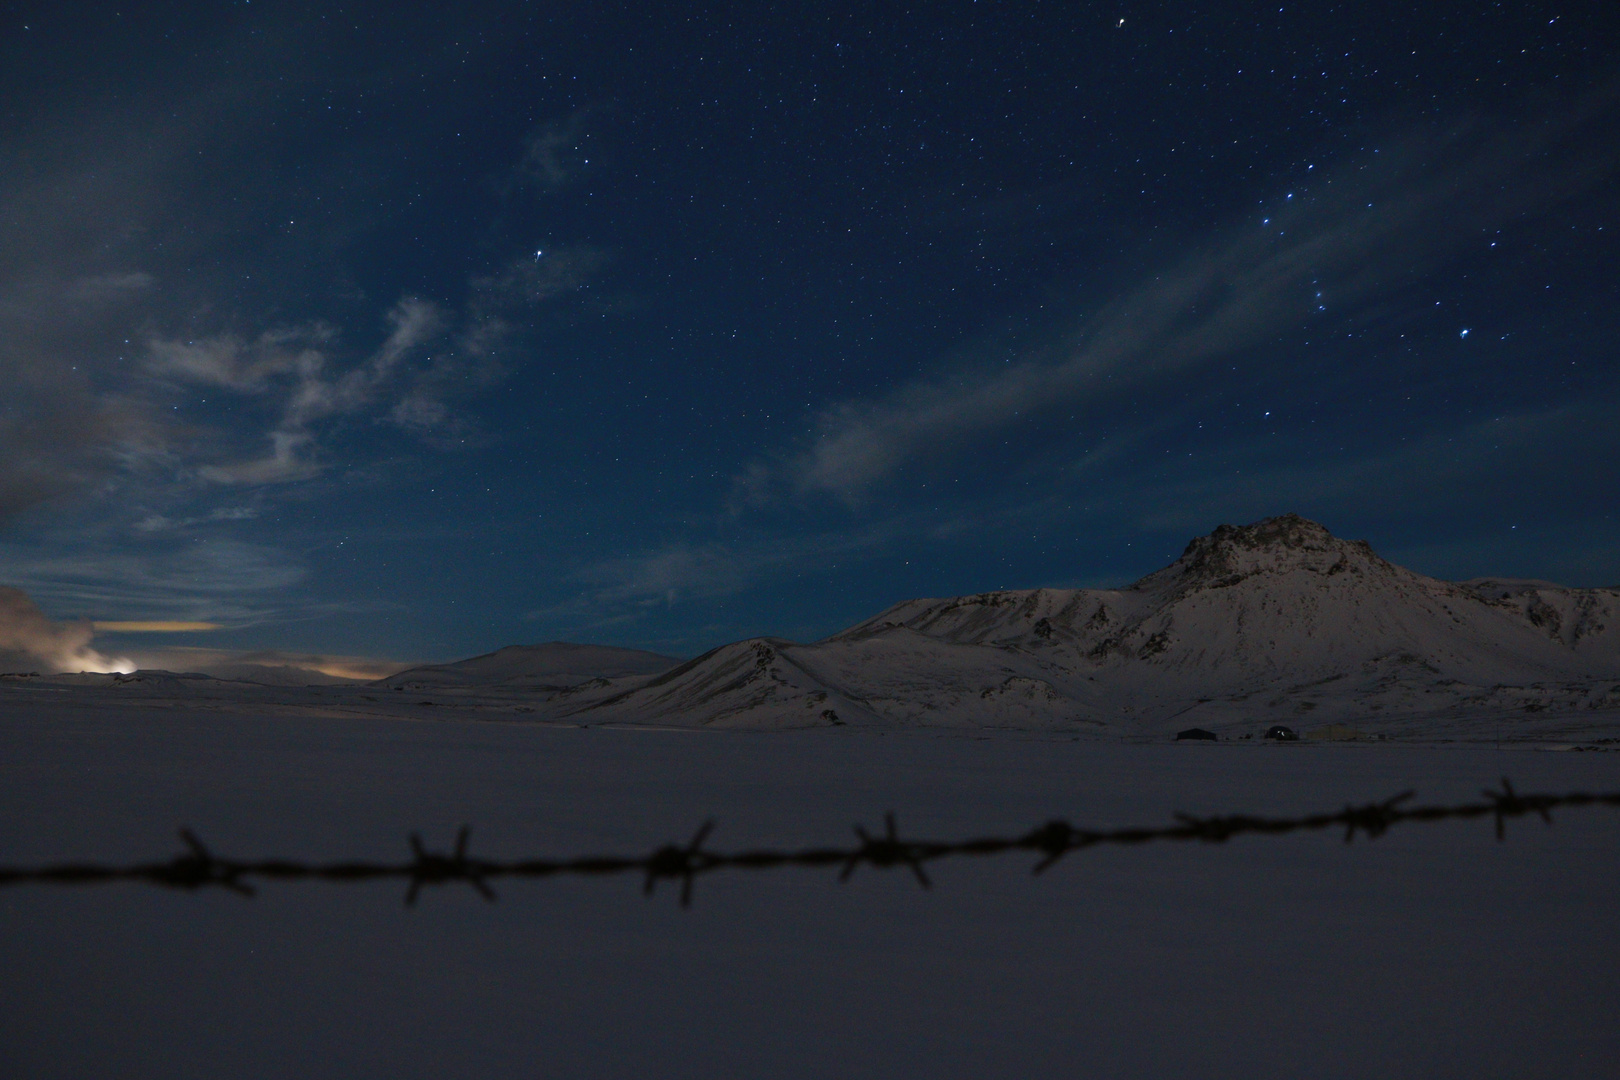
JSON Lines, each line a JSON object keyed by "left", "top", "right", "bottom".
{"left": 378, "top": 642, "right": 682, "bottom": 691}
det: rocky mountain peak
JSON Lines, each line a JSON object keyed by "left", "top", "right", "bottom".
{"left": 1154, "top": 514, "right": 1384, "bottom": 590}
{"left": 1199, "top": 513, "right": 1333, "bottom": 550}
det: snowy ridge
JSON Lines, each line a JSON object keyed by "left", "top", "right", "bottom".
{"left": 557, "top": 515, "right": 1620, "bottom": 736}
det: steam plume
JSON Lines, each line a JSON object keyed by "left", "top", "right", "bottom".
{"left": 0, "top": 586, "right": 132, "bottom": 674}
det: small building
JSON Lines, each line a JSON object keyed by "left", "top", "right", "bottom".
{"left": 1175, "top": 727, "right": 1218, "bottom": 741}
{"left": 1265, "top": 725, "right": 1299, "bottom": 741}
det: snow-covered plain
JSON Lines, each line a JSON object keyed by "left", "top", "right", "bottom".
{"left": 1, "top": 707, "right": 1617, "bottom": 1079}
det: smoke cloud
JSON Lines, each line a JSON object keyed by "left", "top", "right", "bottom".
{"left": 0, "top": 586, "right": 132, "bottom": 674}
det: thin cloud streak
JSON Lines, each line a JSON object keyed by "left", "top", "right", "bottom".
{"left": 526, "top": 525, "right": 904, "bottom": 638}
{"left": 93, "top": 621, "right": 223, "bottom": 632}
{"left": 0, "top": 537, "right": 307, "bottom": 624}
{"left": 743, "top": 90, "right": 1620, "bottom": 505}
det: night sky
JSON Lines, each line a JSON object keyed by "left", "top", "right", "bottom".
{"left": 3, "top": 1, "right": 1617, "bottom": 666}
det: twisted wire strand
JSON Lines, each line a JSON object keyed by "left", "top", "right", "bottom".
{"left": 1, "top": 779, "right": 1615, "bottom": 908}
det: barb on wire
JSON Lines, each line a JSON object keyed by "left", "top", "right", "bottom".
{"left": 1024, "top": 820, "right": 1087, "bottom": 875}
{"left": 643, "top": 821, "right": 716, "bottom": 908}
{"left": 842, "top": 813, "right": 932, "bottom": 889}
{"left": 405, "top": 826, "right": 494, "bottom": 906}
{"left": 162, "top": 829, "right": 254, "bottom": 896}
{"left": 1340, "top": 791, "right": 1416, "bottom": 843}
{"left": 2, "top": 780, "right": 1618, "bottom": 908}
{"left": 1481, "top": 777, "right": 1555, "bottom": 841}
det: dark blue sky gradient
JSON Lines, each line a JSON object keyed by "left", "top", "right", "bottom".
{"left": 2, "top": 1, "right": 1617, "bottom": 662}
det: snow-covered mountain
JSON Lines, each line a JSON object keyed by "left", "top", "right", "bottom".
{"left": 554, "top": 515, "right": 1620, "bottom": 736}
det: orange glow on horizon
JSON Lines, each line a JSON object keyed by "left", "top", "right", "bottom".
{"left": 93, "top": 621, "right": 223, "bottom": 632}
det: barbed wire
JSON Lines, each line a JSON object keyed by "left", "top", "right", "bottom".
{"left": 1, "top": 779, "right": 1616, "bottom": 907}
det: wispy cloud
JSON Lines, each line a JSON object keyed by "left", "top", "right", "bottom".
{"left": 0, "top": 537, "right": 306, "bottom": 624}
{"left": 510, "top": 113, "right": 597, "bottom": 194}
{"left": 526, "top": 524, "right": 905, "bottom": 639}
{"left": 140, "top": 246, "right": 611, "bottom": 487}
{"left": 147, "top": 297, "right": 449, "bottom": 485}
{"left": 147, "top": 325, "right": 333, "bottom": 394}
{"left": 68, "top": 271, "right": 156, "bottom": 301}
{"left": 738, "top": 90, "right": 1620, "bottom": 506}
{"left": 135, "top": 507, "right": 259, "bottom": 533}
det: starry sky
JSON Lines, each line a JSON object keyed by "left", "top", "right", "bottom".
{"left": 2, "top": 0, "right": 1617, "bottom": 667}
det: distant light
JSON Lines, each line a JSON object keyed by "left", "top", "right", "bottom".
{"left": 1459, "top": 328, "right": 1470, "bottom": 338}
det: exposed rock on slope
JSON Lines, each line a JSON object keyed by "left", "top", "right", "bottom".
{"left": 556, "top": 515, "right": 1620, "bottom": 735}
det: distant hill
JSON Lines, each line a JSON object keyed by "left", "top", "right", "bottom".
{"left": 377, "top": 642, "right": 682, "bottom": 691}
{"left": 551, "top": 515, "right": 1620, "bottom": 735}
{"left": 188, "top": 663, "right": 368, "bottom": 687}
